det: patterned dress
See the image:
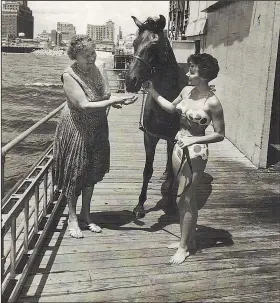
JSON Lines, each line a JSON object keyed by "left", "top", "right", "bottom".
{"left": 52, "top": 62, "right": 111, "bottom": 199}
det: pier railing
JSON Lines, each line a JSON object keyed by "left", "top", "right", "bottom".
{"left": 1, "top": 73, "right": 130, "bottom": 302}
{"left": 1, "top": 102, "right": 67, "bottom": 302}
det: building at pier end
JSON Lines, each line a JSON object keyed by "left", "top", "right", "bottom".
{"left": 168, "top": 1, "right": 279, "bottom": 168}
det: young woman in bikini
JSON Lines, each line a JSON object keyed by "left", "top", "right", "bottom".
{"left": 144, "top": 53, "right": 225, "bottom": 264}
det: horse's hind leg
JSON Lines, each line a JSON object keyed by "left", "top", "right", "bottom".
{"left": 166, "top": 140, "right": 177, "bottom": 208}
{"left": 133, "top": 133, "right": 159, "bottom": 219}
{"left": 166, "top": 140, "right": 175, "bottom": 180}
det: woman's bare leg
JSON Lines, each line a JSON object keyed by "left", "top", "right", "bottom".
{"left": 169, "top": 157, "right": 206, "bottom": 264}
{"left": 80, "top": 185, "right": 102, "bottom": 233}
{"left": 80, "top": 185, "right": 94, "bottom": 223}
{"left": 68, "top": 195, "right": 83, "bottom": 238}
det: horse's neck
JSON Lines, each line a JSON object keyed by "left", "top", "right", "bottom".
{"left": 152, "top": 65, "right": 180, "bottom": 99}
{"left": 154, "top": 62, "right": 179, "bottom": 83}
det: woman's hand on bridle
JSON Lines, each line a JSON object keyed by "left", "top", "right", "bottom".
{"left": 177, "top": 136, "right": 198, "bottom": 149}
{"left": 142, "top": 81, "right": 154, "bottom": 93}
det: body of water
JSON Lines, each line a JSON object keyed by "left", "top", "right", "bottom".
{"left": 2, "top": 51, "right": 115, "bottom": 196}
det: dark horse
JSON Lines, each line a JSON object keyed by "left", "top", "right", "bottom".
{"left": 125, "top": 15, "right": 188, "bottom": 219}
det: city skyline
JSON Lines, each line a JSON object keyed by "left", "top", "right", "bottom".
{"left": 29, "top": 1, "right": 169, "bottom": 37}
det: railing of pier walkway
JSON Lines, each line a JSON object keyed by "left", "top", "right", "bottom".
{"left": 1, "top": 70, "right": 129, "bottom": 302}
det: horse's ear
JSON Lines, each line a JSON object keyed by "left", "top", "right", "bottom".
{"left": 131, "top": 16, "right": 143, "bottom": 28}
{"left": 157, "top": 15, "right": 166, "bottom": 31}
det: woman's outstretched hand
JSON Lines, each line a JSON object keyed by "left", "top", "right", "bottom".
{"left": 122, "top": 95, "right": 138, "bottom": 105}
{"left": 112, "top": 103, "right": 123, "bottom": 109}
{"left": 111, "top": 95, "right": 138, "bottom": 108}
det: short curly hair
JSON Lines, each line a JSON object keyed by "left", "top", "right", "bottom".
{"left": 187, "top": 53, "right": 219, "bottom": 82}
{"left": 67, "top": 35, "right": 95, "bottom": 60}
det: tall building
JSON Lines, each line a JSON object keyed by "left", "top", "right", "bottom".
{"left": 118, "top": 26, "right": 123, "bottom": 40}
{"left": 57, "top": 22, "right": 76, "bottom": 43}
{"left": 1, "top": 0, "right": 34, "bottom": 39}
{"left": 86, "top": 20, "right": 115, "bottom": 42}
{"left": 50, "top": 29, "right": 57, "bottom": 45}
{"left": 56, "top": 32, "right": 63, "bottom": 47}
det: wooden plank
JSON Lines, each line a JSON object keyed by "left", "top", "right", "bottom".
{"left": 24, "top": 251, "right": 280, "bottom": 287}
{"left": 16, "top": 96, "right": 280, "bottom": 302}
{"left": 20, "top": 275, "right": 280, "bottom": 302}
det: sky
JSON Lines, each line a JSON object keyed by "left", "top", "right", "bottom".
{"left": 28, "top": 1, "right": 170, "bottom": 37}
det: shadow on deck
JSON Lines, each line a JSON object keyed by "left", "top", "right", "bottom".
{"left": 18, "top": 101, "right": 280, "bottom": 302}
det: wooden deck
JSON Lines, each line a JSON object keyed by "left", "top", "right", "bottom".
{"left": 18, "top": 97, "right": 280, "bottom": 302}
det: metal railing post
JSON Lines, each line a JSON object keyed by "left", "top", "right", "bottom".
{"left": 1, "top": 225, "right": 5, "bottom": 281}
{"left": 10, "top": 216, "right": 16, "bottom": 278}
{"left": 2, "top": 155, "right": 5, "bottom": 199}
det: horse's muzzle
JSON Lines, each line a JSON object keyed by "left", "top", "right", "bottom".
{"left": 125, "top": 76, "right": 143, "bottom": 93}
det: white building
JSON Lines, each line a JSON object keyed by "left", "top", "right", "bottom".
{"left": 57, "top": 22, "right": 76, "bottom": 43}
{"left": 87, "top": 20, "right": 115, "bottom": 42}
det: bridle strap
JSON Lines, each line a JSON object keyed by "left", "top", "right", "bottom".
{"left": 133, "top": 55, "right": 151, "bottom": 69}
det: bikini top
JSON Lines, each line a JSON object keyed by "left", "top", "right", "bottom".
{"left": 176, "top": 86, "right": 215, "bottom": 126}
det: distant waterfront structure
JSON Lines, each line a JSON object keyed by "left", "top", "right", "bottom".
{"left": 38, "top": 30, "right": 50, "bottom": 41}
{"left": 86, "top": 20, "right": 115, "bottom": 42}
{"left": 117, "top": 26, "right": 123, "bottom": 42}
{"left": 86, "top": 20, "right": 115, "bottom": 52}
{"left": 56, "top": 32, "right": 63, "bottom": 47}
{"left": 57, "top": 22, "right": 76, "bottom": 43}
{"left": 1, "top": 0, "right": 34, "bottom": 39}
{"left": 50, "top": 30, "right": 57, "bottom": 45}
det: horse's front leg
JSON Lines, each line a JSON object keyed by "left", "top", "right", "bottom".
{"left": 133, "top": 133, "right": 159, "bottom": 219}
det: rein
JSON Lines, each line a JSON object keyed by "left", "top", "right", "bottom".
{"left": 138, "top": 91, "right": 193, "bottom": 197}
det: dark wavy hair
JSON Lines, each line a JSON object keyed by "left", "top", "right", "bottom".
{"left": 187, "top": 53, "right": 219, "bottom": 82}
{"left": 67, "top": 35, "right": 95, "bottom": 60}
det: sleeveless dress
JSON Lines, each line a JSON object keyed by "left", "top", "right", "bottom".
{"left": 52, "top": 61, "right": 111, "bottom": 199}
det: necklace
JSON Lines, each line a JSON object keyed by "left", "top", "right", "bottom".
{"left": 76, "top": 63, "right": 90, "bottom": 75}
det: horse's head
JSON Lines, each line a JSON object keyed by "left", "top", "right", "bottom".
{"left": 125, "top": 15, "right": 169, "bottom": 93}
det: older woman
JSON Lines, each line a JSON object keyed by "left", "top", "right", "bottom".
{"left": 53, "top": 35, "right": 137, "bottom": 238}
{"left": 144, "top": 53, "right": 225, "bottom": 264}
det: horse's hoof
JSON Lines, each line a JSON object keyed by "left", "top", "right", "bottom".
{"left": 133, "top": 205, "right": 145, "bottom": 219}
